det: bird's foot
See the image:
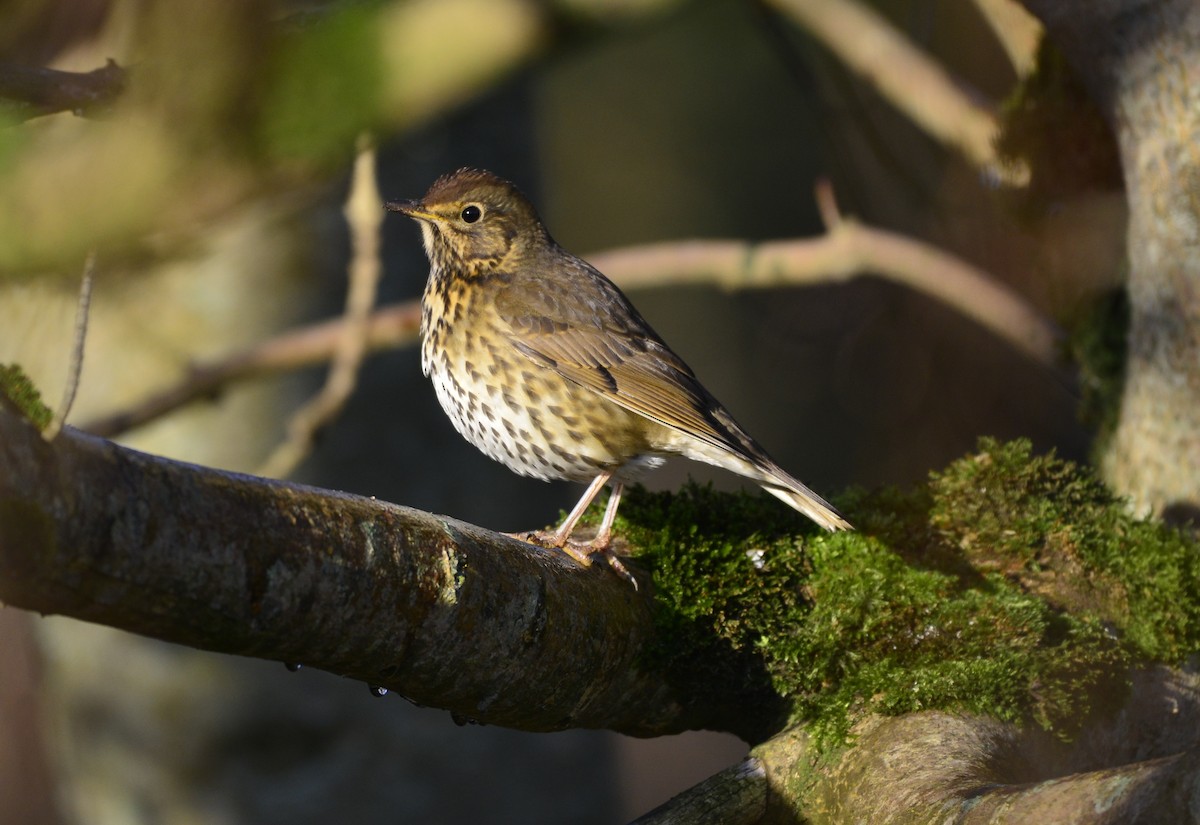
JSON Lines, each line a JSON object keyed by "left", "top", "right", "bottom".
{"left": 505, "top": 530, "right": 638, "bottom": 590}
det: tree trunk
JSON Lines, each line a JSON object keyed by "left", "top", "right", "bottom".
{"left": 1024, "top": 0, "right": 1200, "bottom": 518}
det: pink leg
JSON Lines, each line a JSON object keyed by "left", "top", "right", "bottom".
{"left": 589, "top": 481, "right": 635, "bottom": 586}
{"left": 590, "top": 481, "right": 624, "bottom": 549}
{"left": 507, "top": 472, "right": 638, "bottom": 588}
{"left": 549, "top": 471, "right": 611, "bottom": 546}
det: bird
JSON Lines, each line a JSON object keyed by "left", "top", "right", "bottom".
{"left": 386, "top": 168, "right": 850, "bottom": 583}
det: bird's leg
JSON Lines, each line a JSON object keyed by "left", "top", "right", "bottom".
{"left": 589, "top": 481, "right": 623, "bottom": 549}
{"left": 587, "top": 481, "right": 636, "bottom": 588}
{"left": 507, "top": 472, "right": 637, "bottom": 587}
{"left": 506, "top": 472, "right": 610, "bottom": 560}
{"left": 549, "top": 471, "right": 612, "bottom": 548}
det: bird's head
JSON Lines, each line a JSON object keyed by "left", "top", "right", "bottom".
{"left": 386, "top": 168, "right": 548, "bottom": 277}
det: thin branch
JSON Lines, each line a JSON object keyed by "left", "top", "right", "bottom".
{"left": 588, "top": 234, "right": 1063, "bottom": 367}
{"left": 82, "top": 218, "right": 1060, "bottom": 439}
{"left": 0, "top": 60, "right": 128, "bottom": 122}
{"left": 0, "top": 408, "right": 782, "bottom": 741}
{"left": 81, "top": 301, "right": 422, "bottom": 438}
{"left": 765, "top": 0, "right": 1029, "bottom": 185}
{"left": 42, "top": 251, "right": 95, "bottom": 442}
{"left": 970, "top": 0, "right": 1043, "bottom": 77}
{"left": 257, "top": 139, "right": 383, "bottom": 478}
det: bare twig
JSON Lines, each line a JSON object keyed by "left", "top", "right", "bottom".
{"left": 0, "top": 60, "right": 128, "bottom": 122}
{"left": 257, "top": 139, "right": 383, "bottom": 478}
{"left": 1016, "top": 0, "right": 1200, "bottom": 519}
{"left": 970, "top": 0, "right": 1043, "bottom": 76}
{"left": 81, "top": 302, "right": 420, "bottom": 438}
{"left": 83, "top": 214, "right": 1061, "bottom": 439}
{"left": 42, "top": 251, "right": 96, "bottom": 442}
{"left": 0, "top": 408, "right": 783, "bottom": 742}
{"left": 588, "top": 232, "right": 1063, "bottom": 367}
{"left": 766, "top": 0, "right": 1029, "bottom": 185}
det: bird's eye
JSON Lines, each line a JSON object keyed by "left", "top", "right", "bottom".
{"left": 461, "top": 205, "right": 482, "bottom": 223}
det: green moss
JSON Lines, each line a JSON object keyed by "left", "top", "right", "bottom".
{"left": 0, "top": 364, "right": 53, "bottom": 430}
{"left": 590, "top": 438, "right": 1199, "bottom": 749}
{"left": 932, "top": 438, "right": 1200, "bottom": 664}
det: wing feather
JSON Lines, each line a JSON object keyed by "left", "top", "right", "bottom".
{"left": 495, "top": 253, "right": 761, "bottom": 460}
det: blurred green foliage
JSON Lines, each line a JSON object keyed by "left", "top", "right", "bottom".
{"left": 259, "top": 7, "right": 384, "bottom": 162}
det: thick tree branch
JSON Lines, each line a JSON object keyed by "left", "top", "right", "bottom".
{"left": 0, "top": 408, "right": 777, "bottom": 741}
{"left": 643, "top": 677, "right": 1200, "bottom": 825}
{"left": 1018, "top": 0, "right": 1200, "bottom": 517}
{"left": 806, "top": 701, "right": 1200, "bottom": 824}
{"left": 7, "top": 414, "right": 1200, "bottom": 819}
{"left": 631, "top": 759, "right": 768, "bottom": 824}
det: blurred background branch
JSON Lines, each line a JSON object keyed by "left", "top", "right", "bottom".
{"left": 0, "top": 59, "right": 127, "bottom": 120}
{"left": 0, "top": 0, "right": 546, "bottom": 274}
{"left": 968, "top": 0, "right": 1042, "bottom": 76}
{"left": 82, "top": 186, "right": 1061, "bottom": 441}
{"left": 81, "top": 300, "right": 422, "bottom": 438}
{"left": 765, "top": 0, "right": 1030, "bottom": 184}
{"left": 256, "top": 139, "right": 382, "bottom": 478}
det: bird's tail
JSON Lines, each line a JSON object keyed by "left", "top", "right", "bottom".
{"left": 761, "top": 471, "right": 852, "bottom": 532}
{"left": 668, "top": 422, "right": 852, "bottom": 531}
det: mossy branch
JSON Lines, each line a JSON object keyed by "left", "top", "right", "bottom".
{"left": 6, "top": 404, "right": 1200, "bottom": 819}
{"left": 0, "top": 407, "right": 780, "bottom": 741}
{"left": 640, "top": 697, "right": 1200, "bottom": 824}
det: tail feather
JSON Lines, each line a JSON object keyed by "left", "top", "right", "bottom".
{"left": 663, "top": 424, "right": 852, "bottom": 531}
{"left": 762, "top": 480, "right": 852, "bottom": 532}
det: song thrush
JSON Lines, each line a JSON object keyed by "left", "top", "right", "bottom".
{"left": 387, "top": 168, "right": 850, "bottom": 582}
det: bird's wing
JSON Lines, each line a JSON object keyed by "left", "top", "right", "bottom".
{"left": 494, "top": 256, "right": 763, "bottom": 460}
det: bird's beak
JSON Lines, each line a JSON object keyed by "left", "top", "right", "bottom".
{"left": 385, "top": 199, "right": 439, "bottom": 222}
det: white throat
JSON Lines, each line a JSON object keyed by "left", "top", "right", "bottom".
{"left": 418, "top": 221, "right": 438, "bottom": 260}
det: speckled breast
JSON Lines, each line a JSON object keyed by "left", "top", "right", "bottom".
{"left": 420, "top": 269, "right": 658, "bottom": 483}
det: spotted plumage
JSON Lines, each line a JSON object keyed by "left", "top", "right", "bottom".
{"left": 387, "top": 168, "right": 850, "bottom": 583}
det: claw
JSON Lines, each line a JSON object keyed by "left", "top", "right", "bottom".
{"left": 506, "top": 529, "right": 637, "bottom": 589}
{"left": 504, "top": 475, "right": 637, "bottom": 587}
{"left": 600, "top": 549, "right": 637, "bottom": 590}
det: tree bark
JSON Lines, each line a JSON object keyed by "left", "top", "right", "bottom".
{"left": 0, "top": 408, "right": 789, "bottom": 742}
{"left": 639, "top": 666, "right": 1200, "bottom": 825}
{"left": 7, "top": 407, "right": 1200, "bottom": 820}
{"left": 1021, "top": 0, "right": 1200, "bottom": 518}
